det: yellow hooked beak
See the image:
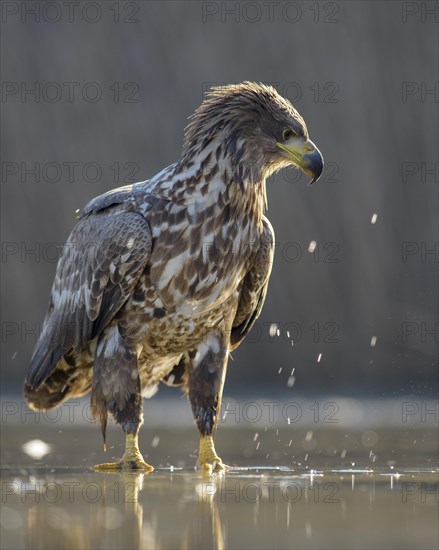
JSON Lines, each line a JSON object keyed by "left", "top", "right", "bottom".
{"left": 276, "top": 136, "right": 324, "bottom": 184}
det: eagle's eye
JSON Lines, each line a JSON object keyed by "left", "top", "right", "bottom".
{"left": 282, "top": 128, "right": 296, "bottom": 141}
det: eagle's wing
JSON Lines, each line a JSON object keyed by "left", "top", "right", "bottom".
{"left": 230, "top": 216, "right": 274, "bottom": 350}
{"left": 25, "top": 208, "right": 152, "bottom": 390}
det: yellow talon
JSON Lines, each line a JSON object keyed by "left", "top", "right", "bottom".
{"left": 198, "top": 435, "right": 227, "bottom": 472}
{"left": 91, "top": 433, "right": 154, "bottom": 472}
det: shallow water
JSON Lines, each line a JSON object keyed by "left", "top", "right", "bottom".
{"left": 1, "top": 417, "right": 438, "bottom": 550}
{"left": 1, "top": 465, "right": 438, "bottom": 550}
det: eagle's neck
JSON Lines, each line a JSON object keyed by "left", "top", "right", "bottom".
{"left": 148, "top": 141, "right": 267, "bottom": 228}
{"left": 205, "top": 141, "right": 267, "bottom": 223}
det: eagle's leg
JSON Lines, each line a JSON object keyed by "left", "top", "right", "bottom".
{"left": 91, "top": 396, "right": 153, "bottom": 472}
{"left": 198, "top": 435, "right": 224, "bottom": 472}
{"left": 91, "top": 325, "right": 153, "bottom": 472}
{"left": 187, "top": 333, "right": 228, "bottom": 473}
{"left": 91, "top": 431, "right": 153, "bottom": 472}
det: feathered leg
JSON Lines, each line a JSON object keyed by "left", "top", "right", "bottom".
{"left": 187, "top": 333, "right": 228, "bottom": 472}
{"left": 90, "top": 325, "right": 153, "bottom": 472}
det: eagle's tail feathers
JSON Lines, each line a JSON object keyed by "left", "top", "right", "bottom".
{"left": 24, "top": 380, "right": 69, "bottom": 411}
{"left": 25, "top": 339, "right": 65, "bottom": 391}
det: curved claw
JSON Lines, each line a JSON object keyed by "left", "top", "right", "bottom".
{"left": 197, "top": 435, "right": 227, "bottom": 473}
{"left": 201, "top": 460, "right": 227, "bottom": 474}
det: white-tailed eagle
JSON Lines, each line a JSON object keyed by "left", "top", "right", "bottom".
{"left": 24, "top": 82, "right": 323, "bottom": 472}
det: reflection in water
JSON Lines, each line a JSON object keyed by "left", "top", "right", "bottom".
{"left": 23, "top": 474, "right": 149, "bottom": 550}
{"left": 22, "top": 471, "right": 226, "bottom": 550}
{"left": 0, "top": 467, "right": 436, "bottom": 549}
{"left": 188, "top": 475, "right": 225, "bottom": 550}
{"left": 26, "top": 502, "right": 88, "bottom": 549}
{"left": 88, "top": 474, "right": 147, "bottom": 550}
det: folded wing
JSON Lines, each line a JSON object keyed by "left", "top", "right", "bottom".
{"left": 230, "top": 217, "right": 274, "bottom": 350}
{"left": 25, "top": 209, "right": 152, "bottom": 390}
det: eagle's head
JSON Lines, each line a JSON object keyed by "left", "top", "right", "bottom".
{"left": 182, "top": 81, "right": 324, "bottom": 185}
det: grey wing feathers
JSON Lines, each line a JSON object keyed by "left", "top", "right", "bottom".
{"left": 80, "top": 184, "right": 135, "bottom": 217}
{"left": 230, "top": 216, "right": 274, "bottom": 350}
{"left": 25, "top": 209, "right": 152, "bottom": 390}
{"left": 79, "top": 181, "right": 150, "bottom": 218}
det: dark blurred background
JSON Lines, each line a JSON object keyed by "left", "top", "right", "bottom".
{"left": 1, "top": 0, "right": 437, "bottom": 397}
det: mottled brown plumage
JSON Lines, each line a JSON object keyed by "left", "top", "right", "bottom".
{"left": 24, "top": 82, "right": 323, "bottom": 470}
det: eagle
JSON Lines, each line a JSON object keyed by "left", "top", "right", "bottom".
{"left": 24, "top": 82, "right": 323, "bottom": 472}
